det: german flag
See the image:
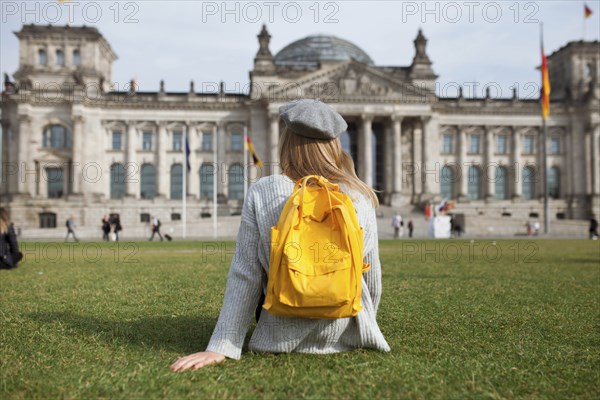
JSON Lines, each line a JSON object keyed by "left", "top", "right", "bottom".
{"left": 585, "top": 4, "right": 593, "bottom": 18}
{"left": 541, "top": 43, "right": 551, "bottom": 120}
{"left": 246, "top": 135, "right": 264, "bottom": 167}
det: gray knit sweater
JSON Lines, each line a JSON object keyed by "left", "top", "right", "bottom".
{"left": 205, "top": 174, "right": 391, "bottom": 359}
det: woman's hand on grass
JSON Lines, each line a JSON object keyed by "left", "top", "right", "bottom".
{"left": 170, "top": 351, "right": 226, "bottom": 372}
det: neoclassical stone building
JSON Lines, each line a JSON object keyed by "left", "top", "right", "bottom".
{"left": 1, "top": 24, "right": 599, "bottom": 237}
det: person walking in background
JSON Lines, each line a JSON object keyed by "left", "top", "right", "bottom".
{"left": 0, "top": 208, "right": 22, "bottom": 270}
{"left": 391, "top": 212, "right": 403, "bottom": 239}
{"left": 110, "top": 214, "right": 122, "bottom": 242}
{"left": 149, "top": 215, "right": 163, "bottom": 241}
{"left": 525, "top": 221, "right": 532, "bottom": 236}
{"left": 65, "top": 216, "right": 79, "bottom": 242}
{"left": 407, "top": 220, "right": 414, "bottom": 238}
{"left": 102, "top": 215, "right": 111, "bottom": 242}
{"left": 589, "top": 215, "right": 598, "bottom": 240}
{"left": 533, "top": 221, "right": 540, "bottom": 236}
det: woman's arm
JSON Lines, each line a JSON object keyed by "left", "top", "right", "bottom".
{"left": 362, "top": 207, "right": 383, "bottom": 313}
{"left": 7, "top": 224, "right": 19, "bottom": 254}
{"left": 171, "top": 187, "right": 264, "bottom": 372}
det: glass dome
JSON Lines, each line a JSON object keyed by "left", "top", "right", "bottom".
{"left": 275, "top": 35, "right": 374, "bottom": 66}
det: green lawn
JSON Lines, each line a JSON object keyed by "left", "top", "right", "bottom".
{"left": 1, "top": 240, "right": 599, "bottom": 399}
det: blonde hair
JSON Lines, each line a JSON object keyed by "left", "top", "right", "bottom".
{"left": 0, "top": 208, "right": 9, "bottom": 235}
{"left": 279, "top": 127, "right": 379, "bottom": 207}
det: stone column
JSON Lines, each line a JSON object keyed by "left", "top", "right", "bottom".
{"left": 391, "top": 115, "right": 403, "bottom": 205}
{"left": 17, "top": 115, "right": 32, "bottom": 197}
{"left": 591, "top": 124, "right": 600, "bottom": 196}
{"left": 484, "top": 126, "right": 495, "bottom": 201}
{"left": 536, "top": 126, "right": 545, "bottom": 200}
{"left": 125, "top": 121, "right": 137, "bottom": 198}
{"left": 361, "top": 114, "right": 373, "bottom": 187}
{"left": 511, "top": 126, "right": 522, "bottom": 200}
{"left": 156, "top": 122, "right": 168, "bottom": 198}
{"left": 591, "top": 123, "right": 600, "bottom": 216}
{"left": 269, "top": 113, "right": 280, "bottom": 175}
{"left": 0, "top": 120, "right": 9, "bottom": 195}
{"left": 71, "top": 115, "right": 84, "bottom": 195}
{"left": 187, "top": 124, "right": 198, "bottom": 198}
{"left": 457, "top": 126, "right": 468, "bottom": 201}
{"left": 217, "top": 122, "right": 226, "bottom": 197}
{"left": 411, "top": 120, "right": 422, "bottom": 201}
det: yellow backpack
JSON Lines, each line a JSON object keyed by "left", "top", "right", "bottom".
{"left": 263, "top": 175, "right": 370, "bottom": 319}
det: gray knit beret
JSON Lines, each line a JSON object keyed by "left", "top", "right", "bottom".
{"left": 279, "top": 99, "right": 348, "bottom": 140}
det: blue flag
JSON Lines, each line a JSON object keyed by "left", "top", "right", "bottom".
{"left": 185, "top": 136, "right": 191, "bottom": 172}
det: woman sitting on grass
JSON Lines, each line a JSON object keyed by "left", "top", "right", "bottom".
{"left": 171, "top": 100, "right": 390, "bottom": 372}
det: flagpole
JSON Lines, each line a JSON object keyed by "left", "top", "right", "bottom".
{"left": 182, "top": 125, "right": 187, "bottom": 239}
{"left": 583, "top": 1, "right": 586, "bottom": 40}
{"left": 213, "top": 126, "right": 218, "bottom": 239}
{"left": 540, "top": 23, "right": 549, "bottom": 235}
{"left": 243, "top": 125, "right": 248, "bottom": 201}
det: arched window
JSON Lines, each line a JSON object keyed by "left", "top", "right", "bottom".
{"left": 522, "top": 166, "right": 536, "bottom": 200}
{"left": 56, "top": 49, "right": 65, "bottom": 66}
{"left": 140, "top": 164, "right": 156, "bottom": 199}
{"left": 39, "top": 212, "right": 57, "bottom": 228}
{"left": 467, "top": 166, "right": 482, "bottom": 200}
{"left": 495, "top": 166, "right": 509, "bottom": 200}
{"left": 440, "top": 165, "right": 457, "bottom": 199}
{"left": 548, "top": 167, "right": 560, "bottom": 199}
{"left": 110, "top": 163, "right": 126, "bottom": 199}
{"left": 200, "top": 163, "right": 215, "bottom": 200}
{"left": 170, "top": 164, "right": 183, "bottom": 200}
{"left": 73, "top": 49, "right": 81, "bottom": 66}
{"left": 228, "top": 163, "right": 245, "bottom": 200}
{"left": 38, "top": 49, "right": 47, "bottom": 65}
{"left": 42, "top": 125, "right": 72, "bottom": 148}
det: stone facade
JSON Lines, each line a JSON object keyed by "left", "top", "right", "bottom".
{"left": 1, "top": 24, "right": 599, "bottom": 238}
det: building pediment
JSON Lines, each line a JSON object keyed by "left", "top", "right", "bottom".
{"left": 268, "top": 60, "right": 434, "bottom": 103}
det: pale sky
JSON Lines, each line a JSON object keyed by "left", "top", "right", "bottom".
{"left": 1, "top": 0, "right": 599, "bottom": 98}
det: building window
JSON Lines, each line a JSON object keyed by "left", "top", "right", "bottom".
{"left": 172, "top": 131, "right": 183, "bottom": 151}
{"left": 38, "top": 49, "right": 47, "bottom": 65}
{"left": 467, "top": 166, "right": 481, "bottom": 200}
{"left": 73, "top": 49, "right": 81, "bottom": 66}
{"left": 522, "top": 166, "right": 536, "bottom": 200}
{"left": 202, "top": 132, "right": 213, "bottom": 151}
{"left": 548, "top": 167, "right": 560, "bottom": 199}
{"left": 142, "top": 131, "right": 153, "bottom": 151}
{"left": 170, "top": 164, "right": 183, "bottom": 199}
{"left": 442, "top": 134, "right": 453, "bottom": 154}
{"left": 494, "top": 166, "right": 508, "bottom": 200}
{"left": 171, "top": 213, "right": 181, "bottom": 221}
{"left": 341, "top": 131, "right": 351, "bottom": 154}
{"left": 440, "top": 165, "right": 456, "bottom": 199}
{"left": 46, "top": 167, "right": 64, "bottom": 199}
{"left": 140, "top": 164, "right": 156, "bottom": 199}
{"left": 112, "top": 131, "right": 123, "bottom": 150}
{"left": 523, "top": 135, "right": 535, "bottom": 154}
{"left": 231, "top": 132, "right": 243, "bottom": 152}
{"left": 39, "top": 212, "right": 57, "bottom": 229}
{"left": 469, "top": 135, "right": 480, "bottom": 154}
{"left": 56, "top": 49, "right": 65, "bottom": 66}
{"left": 140, "top": 213, "right": 150, "bottom": 223}
{"left": 550, "top": 137, "right": 560, "bottom": 154}
{"left": 110, "top": 163, "right": 126, "bottom": 199}
{"left": 497, "top": 135, "right": 508, "bottom": 154}
{"left": 42, "top": 125, "right": 71, "bottom": 148}
{"left": 228, "top": 163, "right": 245, "bottom": 200}
{"left": 200, "top": 163, "right": 215, "bottom": 199}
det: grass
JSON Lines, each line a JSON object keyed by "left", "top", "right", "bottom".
{"left": 1, "top": 239, "right": 599, "bottom": 399}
